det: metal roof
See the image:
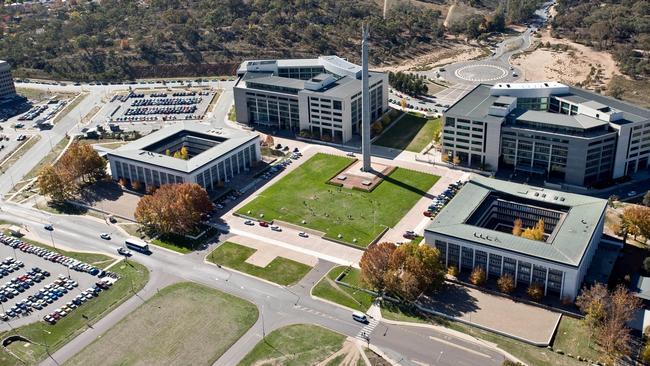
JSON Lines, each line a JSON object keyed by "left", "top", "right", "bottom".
{"left": 105, "top": 122, "right": 258, "bottom": 173}
{"left": 516, "top": 110, "right": 607, "bottom": 130}
{"left": 426, "top": 175, "right": 607, "bottom": 267}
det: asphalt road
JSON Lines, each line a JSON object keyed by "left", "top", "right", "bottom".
{"left": 0, "top": 202, "right": 507, "bottom": 366}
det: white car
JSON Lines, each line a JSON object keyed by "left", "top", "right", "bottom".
{"left": 298, "top": 232, "right": 308, "bottom": 238}
{"left": 100, "top": 233, "right": 111, "bottom": 240}
{"left": 244, "top": 220, "right": 255, "bottom": 226}
{"left": 270, "top": 225, "right": 282, "bottom": 232}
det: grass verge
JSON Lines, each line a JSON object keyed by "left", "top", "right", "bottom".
{"left": 375, "top": 114, "right": 441, "bottom": 152}
{"left": 22, "top": 135, "right": 71, "bottom": 182}
{"left": 208, "top": 241, "right": 312, "bottom": 286}
{"left": 380, "top": 301, "right": 589, "bottom": 366}
{"left": 150, "top": 227, "right": 218, "bottom": 254}
{"left": 238, "top": 153, "right": 438, "bottom": 247}
{"left": 0, "top": 135, "right": 41, "bottom": 171}
{"left": 0, "top": 260, "right": 149, "bottom": 366}
{"left": 65, "top": 282, "right": 257, "bottom": 366}
{"left": 312, "top": 266, "right": 374, "bottom": 312}
{"left": 238, "top": 324, "right": 345, "bottom": 366}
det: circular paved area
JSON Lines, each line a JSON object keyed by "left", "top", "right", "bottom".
{"left": 454, "top": 64, "right": 509, "bottom": 82}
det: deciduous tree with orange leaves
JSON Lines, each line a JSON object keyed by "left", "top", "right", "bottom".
{"left": 359, "top": 242, "right": 396, "bottom": 290}
{"left": 134, "top": 183, "right": 213, "bottom": 235}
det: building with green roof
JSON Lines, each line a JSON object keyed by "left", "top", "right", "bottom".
{"left": 425, "top": 175, "right": 607, "bottom": 300}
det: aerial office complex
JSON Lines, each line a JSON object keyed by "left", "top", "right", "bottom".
{"left": 105, "top": 122, "right": 260, "bottom": 191}
{"left": 0, "top": 60, "right": 17, "bottom": 100}
{"left": 442, "top": 82, "right": 650, "bottom": 187}
{"left": 425, "top": 175, "right": 607, "bottom": 300}
{"left": 233, "top": 55, "right": 388, "bottom": 144}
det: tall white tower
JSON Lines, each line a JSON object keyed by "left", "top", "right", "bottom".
{"left": 361, "top": 25, "right": 372, "bottom": 172}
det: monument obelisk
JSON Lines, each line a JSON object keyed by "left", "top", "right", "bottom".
{"left": 361, "top": 25, "right": 371, "bottom": 172}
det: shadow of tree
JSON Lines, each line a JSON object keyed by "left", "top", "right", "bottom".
{"left": 417, "top": 282, "right": 481, "bottom": 317}
{"left": 79, "top": 180, "right": 125, "bottom": 204}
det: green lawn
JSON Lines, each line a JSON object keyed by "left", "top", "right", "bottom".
{"left": 312, "top": 266, "right": 375, "bottom": 312}
{"left": 0, "top": 260, "right": 149, "bottom": 366}
{"left": 208, "top": 241, "right": 312, "bottom": 286}
{"left": 7, "top": 233, "right": 116, "bottom": 269}
{"left": 380, "top": 301, "right": 588, "bottom": 366}
{"left": 151, "top": 228, "right": 217, "bottom": 254}
{"left": 238, "top": 153, "right": 439, "bottom": 247}
{"left": 375, "top": 114, "right": 442, "bottom": 152}
{"left": 238, "top": 324, "right": 345, "bottom": 366}
{"left": 65, "top": 282, "right": 258, "bottom": 366}
{"left": 553, "top": 316, "right": 603, "bottom": 362}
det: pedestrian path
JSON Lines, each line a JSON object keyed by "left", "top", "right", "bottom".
{"left": 355, "top": 318, "right": 379, "bottom": 342}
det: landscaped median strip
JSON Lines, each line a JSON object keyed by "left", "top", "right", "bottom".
{"left": 207, "top": 241, "right": 312, "bottom": 286}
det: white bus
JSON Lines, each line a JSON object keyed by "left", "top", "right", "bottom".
{"left": 124, "top": 239, "right": 150, "bottom": 254}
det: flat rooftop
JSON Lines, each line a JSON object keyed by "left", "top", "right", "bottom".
{"left": 426, "top": 175, "right": 607, "bottom": 266}
{"left": 106, "top": 122, "right": 258, "bottom": 173}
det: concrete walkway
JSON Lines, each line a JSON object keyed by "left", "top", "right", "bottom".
{"left": 229, "top": 235, "right": 319, "bottom": 267}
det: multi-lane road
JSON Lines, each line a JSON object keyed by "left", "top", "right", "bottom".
{"left": 0, "top": 202, "right": 507, "bottom": 366}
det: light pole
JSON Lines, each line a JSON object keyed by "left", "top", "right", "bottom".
{"left": 48, "top": 230, "right": 56, "bottom": 251}
{"left": 284, "top": 286, "right": 300, "bottom": 306}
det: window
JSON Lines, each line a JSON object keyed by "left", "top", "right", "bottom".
{"left": 333, "top": 100, "right": 342, "bottom": 110}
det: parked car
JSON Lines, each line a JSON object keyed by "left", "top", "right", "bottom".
{"left": 259, "top": 221, "right": 269, "bottom": 227}
{"left": 298, "top": 232, "right": 308, "bottom": 238}
{"left": 99, "top": 233, "right": 111, "bottom": 240}
{"left": 244, "top": 220, "right": 255, "bottom": 226}
{"left": 270, "top": 225, "right": 282, "bottom": 232}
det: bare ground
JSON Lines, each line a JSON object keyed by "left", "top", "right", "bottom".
{"left": 374, "top": 41, "right": 485, "bottom": 73}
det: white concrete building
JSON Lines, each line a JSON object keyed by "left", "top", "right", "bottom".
{"left": 425, "top": 175, "right": 607, "bottom": 301}
{"left": 105, "top": 122, "right": 260, "bottom": 191}
{"left": 233, "top": 56, "right": 388, "bottom": 144}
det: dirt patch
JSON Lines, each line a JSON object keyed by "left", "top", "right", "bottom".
{"left": 374, "top": 42, "right": 485, "bottom": 73}
{"left": 512, "top": 28, "right": 621, "bottom": 89}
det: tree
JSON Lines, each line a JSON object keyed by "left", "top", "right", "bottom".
{"left": 132, "top": 180, "right": 143, "bottom": 191}
{"left": 400, "top": 99, "right": 407, "bottom": 109}
{"left": 512, "top": 218, "right": 523, "bottom": 236}
{"left": 165, "top": 149, "right": 171, "bottom": 156}
{"left": 384, "top": 242, "right": 445, "bottom": 301}
{"left": 521, "top": 219, "right": 545, "bottom": 241}
{"left": 621, "top": 205, "right": 650, "bottom": 242}
{"left": 452, "top": 155, "right": 461, "bottom": 165}
{"left": 576, "top": 283, "right": 642, "bottom": 363}
{"left": 360, "top": 242, "right": 396, "bottom": 290}
{"left": 526, "top": 283, "right": 543, "bottom": 301}
{"left": 179, "top": 146, "right": 189, "bottom": 160}
{"left": 134, "top": 183, "right": 213, "bottom": 235}
{"left": 37, "top": 166, "right": 76, "bottom": 202}
{"left": 497, "top": 274, "right": 515, "bottom": 294}
{"left": 469, "top": 267, "right": 486, "bottom": 286}
{"left": 609, "top": 84, "right": 625, "bottom": 100}
{"left": 447, "top": 265, "right": 459, "bottom": 277}
{"left": 641, "top": 339, "right": 650, "bottom": 365}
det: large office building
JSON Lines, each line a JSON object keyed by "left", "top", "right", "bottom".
{"left": 0, "top": 61, "right": 16, "bottom": 100}
{"left": 105, "top": 122, "right": 260, "bottom": 191}
{"left": 442, "top": 82, "right": 650, "bottom": 187}
{"left": 425, "top": 175, "right": 607, "bottom": 300}
{"left": 233, "top": 56, "right": 388, "bottom": 144}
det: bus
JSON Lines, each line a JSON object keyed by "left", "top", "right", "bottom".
{"left": 124, "top": 239, "right": 150, "bottom": 254}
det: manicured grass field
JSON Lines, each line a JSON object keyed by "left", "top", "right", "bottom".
{"left": 238, "top": 153, "right": 439, "bottom": 247}
{"left": 65, "top": 282, "right": 258, "bottom": 366}
{"left": 208, "top": 241, "right": 312, "bottom": 286}
{"left": 238, "top": 324, "right": 345, "bottom": 366}
{"left": 0, "top": 260, "right": 149, "bottom": 366}
{"left": 552, "top": 316, "right": 603, "bottom": 362}
{"left": 375, "top": 114, "right": 441, "bottom": 152}
{"left": 380, "top": 302, "right": 589, "bottom": 366}
{"left": 312, "top": 266, "right": 375, "bottom": 312}
{"left": 151, "top": 227, "right": 218, "bottom": 254}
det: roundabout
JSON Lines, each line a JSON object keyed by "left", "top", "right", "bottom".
{"left": 454, "top": 64, "right": 509, "bottom": 82}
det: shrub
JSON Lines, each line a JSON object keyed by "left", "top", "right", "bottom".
{"left": 469, "top": 267, "right": 486, "bottom": 286}
{"left": 642, "top": 339, "right": 650, "bottom": 365}
{"left": 321, "top": 134, "right": 332, "bottom": 142}
{"left": 527, "top": 283, "right": 544, "bottom": 301}
{"left": 497, "top": 274, "right": 515, "bottom": 294}
{"left": 447, "top": 265, "right": 459, "bottom": 277}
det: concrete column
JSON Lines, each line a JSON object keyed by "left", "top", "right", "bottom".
{"left": 445, "top": 242, "right": 449, "bottom": 267}
{"left": 361, "top": 25, "right": 371, "bottom": 172}
{"left": 514, "top": 259, "right": 519, "bottom": 284}
{"left": 559, "top": 271, "right": 565, "bottom": 299}
{"left": 544, "top": 267, "right": 549, "bottom": 296}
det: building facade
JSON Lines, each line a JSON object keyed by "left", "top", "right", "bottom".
{"left": 425, "top": 175, "right": 607, "bottom": 300}
{"left": 233, "top": 56, "right": 388, "bottom": 143}
{"left": 105, "top": 122, "right": 261, "bottom": 192}
{"left": 442, "top": 82, "right": 650, "bottom": 187}
{"left": 0, "top": 61, "right": 16, "bottom": 100}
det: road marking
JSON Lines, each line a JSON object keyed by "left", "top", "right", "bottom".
{"left": 428, "top": 336, "right": 492, "bottom": 358}
{"left": 355, "top": 318, "right": 379, "bottom": 341}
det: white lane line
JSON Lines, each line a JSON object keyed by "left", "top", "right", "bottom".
{"left": 428, "top": 336, "right": 492, "bottom": 358}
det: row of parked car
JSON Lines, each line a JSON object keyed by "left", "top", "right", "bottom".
{"left": 0, "top": 256, "right": 24, "bottom": 279}
{"left": 43, "top": 279, "right": 114, "bottom": 325}
{"left": 0, "top": 233, "right": 103, "bottom": 276}
{"left": 0, "top": 263, "right": 44, "bottom": 303}
{"left": 423, "top": 180, "right": 465, "bottom": 218}
{"left": 18, "top": 105, "right": 48, "bottom": 121}
{"left": 0, "top": 274, "right": 75, "bottom": 320}
{"left": 130, "top": 97, "right": 202, "bottom": 107}
{"left": 124, "top": 105, "right": 198, "bottom": 116}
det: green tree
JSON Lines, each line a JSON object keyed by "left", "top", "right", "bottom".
{"left": 360, "top": 242, "right": 396, "bottom": 290}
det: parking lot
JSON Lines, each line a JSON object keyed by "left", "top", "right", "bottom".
{"left": 0, "top": 233, "right": 119, "bottom": 330}
{"left": 98, "top": 89, "right": 217, "bottom": 124}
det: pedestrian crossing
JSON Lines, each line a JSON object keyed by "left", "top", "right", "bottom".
{"left": 355, "top": 318, "right": 379, "bottom": 341}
